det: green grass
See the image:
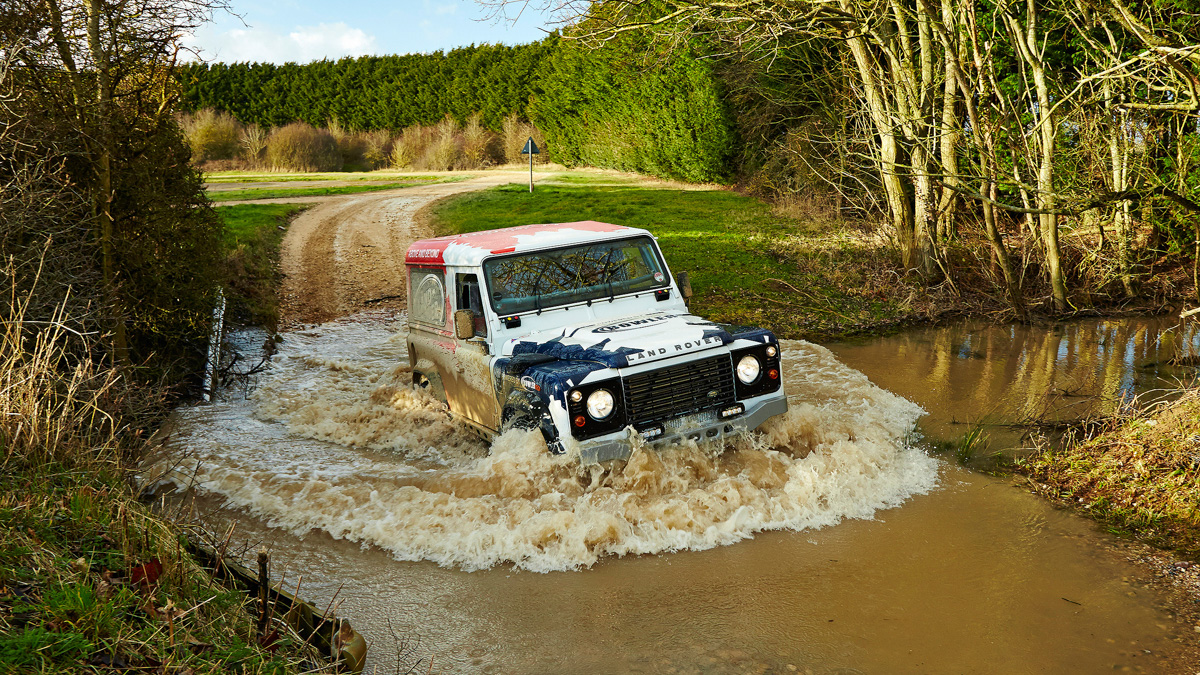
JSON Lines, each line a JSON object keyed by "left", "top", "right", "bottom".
{"left": 0, "top": 468, "right": 314, "bottom": 674}
{"left": 429, "top": 183, "right": 920, "bottom": 339}
{"left": 203, "top": 171, "right": 457, "bottom": 184}
{"left": 209, "top": 176, "right": 466, "bottom": 202}
{"left": 544, "top": 172, "right": 640, "bottom": 185}
{"left": 218, "top": 203, "right": 310, "bottom": 328}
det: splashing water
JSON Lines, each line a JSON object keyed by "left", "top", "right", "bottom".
{"left": 150, "top": 313, "right": 938, "bottom": 572}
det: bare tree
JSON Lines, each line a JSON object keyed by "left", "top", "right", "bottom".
{"left": 484, "top": 0, "right": 1200, "bottom": 312}
{"left": 10, "top": 0, "right": 226, "bottom": 365}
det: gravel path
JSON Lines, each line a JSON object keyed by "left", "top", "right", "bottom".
{"left": 276, "top": 172, "right": 523, "bottom": 325}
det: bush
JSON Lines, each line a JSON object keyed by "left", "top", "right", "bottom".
{"left": 240, "top": 123, "right": 269, "bottom": 166}
{"left": 328, "top": 118, "right": 369, "bottom": 171}
{"left": 362, "top": 130, "right": 392, "bottom": 169}
{"left": 266, "top": 122, "right": 343, "bottom": 172}
{"left": 179, "top": 108, "right": 242, "bottom": 163}
{"left": 423, "top": 116, "right": 461, "bottom": 171}
{"left": 391, "top": 126, "right": 429, "bottom": 169}
{"left": 461, "top": 113, "right": 499, "bottom": 169}
{"left": 501, "top": 113, "right": 546, "bottom": 165}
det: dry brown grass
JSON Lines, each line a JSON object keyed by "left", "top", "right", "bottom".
{"left": 0, "top": 270, "right": 333, "bottom": 672}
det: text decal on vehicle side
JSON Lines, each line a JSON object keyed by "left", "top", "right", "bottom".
{"left": 626, "top": 336, "right": 723, "bottom": 363}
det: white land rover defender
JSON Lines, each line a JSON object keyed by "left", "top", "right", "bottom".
{"left": 404, "top": 221, "right": 788, "bottom": 463}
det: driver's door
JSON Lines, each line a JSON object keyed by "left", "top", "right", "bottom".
{"left": 442, "top": 272, "right": 501, "bottom": 431}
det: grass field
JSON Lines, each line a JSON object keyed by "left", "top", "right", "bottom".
{"left": 209, "top": 176, "right": 467, "bottom": 202}
{"left": 429, "top": 183, "right": 925, "bottom": 339}
{"left": 203, "top": 171, "right": 460, "bottom": 184}
{"left": 218, "top": 203, "right": 310, "bottom": 327}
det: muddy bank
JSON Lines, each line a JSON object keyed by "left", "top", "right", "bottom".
{"left": 1018, "top": 390, "right": 1200, "bottom": 557}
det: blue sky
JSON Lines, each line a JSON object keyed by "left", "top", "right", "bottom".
{"left": 185, "top": 0, "right": 559, "bottom": 64}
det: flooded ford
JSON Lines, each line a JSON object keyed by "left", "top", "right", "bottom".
{"left": 147, "top": 311, "right": 1200, "bottom": 673}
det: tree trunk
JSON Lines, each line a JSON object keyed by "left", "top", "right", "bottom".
{"left": 843, "top": 30, "right": 920, "bottom": 270}
{"left": 1008, "top": 0, "right": 1067, "bottom": 311}
{"left": 87, "top": 0, "right": 129, "bottom": 365}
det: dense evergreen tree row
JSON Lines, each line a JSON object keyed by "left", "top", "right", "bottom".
{"left": 178, "top": 37, "right": 738, "bottom": 183}
{"left": 531, "top": 36, "right": 733, "bottom": 183}
{"left": 179, "top": 40, "right": 558, "bottom": 131}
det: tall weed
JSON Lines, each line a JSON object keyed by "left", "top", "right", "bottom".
{"left": 0, "top": 283, "right": 122, "bottom": 472}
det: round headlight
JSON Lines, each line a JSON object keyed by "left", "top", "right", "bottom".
{"left": 736, "top": 354, "right": 762, "bottom": 384}
{"left": 586, "top": 389, "right": 615, "bottom": 420}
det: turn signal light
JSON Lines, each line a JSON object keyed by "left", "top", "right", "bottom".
{"left": 768, "top": 368, "right": 779, "bottom": 380}
{"left": 573, "top": 415, "right": 587, "bottom": 427}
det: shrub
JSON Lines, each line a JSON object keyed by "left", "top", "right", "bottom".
{"left": 180, "top": 108, "right": 242, "bottom": 163}
{"left": 424, "top": 116, "right": 462, "bottom": 171}
{"left": 501, "top": 113, "right": 546, "bottom": 165}
{"left": 362, "top": 130, "right": 393, "bottom": 169}
{"left": 240, "top": 123, "right": 269, "bottom": 166}
{"left": 461, "top": 113, "right": 499, "bottom": 169}
{"left": 266, "top": 122, "right": 343, "bottom": 172}
{"left": 328, "top": 118, "right": 370, "bottom": 171}
{"left": 391, "top": 126, "right": 430, "bottom": 169}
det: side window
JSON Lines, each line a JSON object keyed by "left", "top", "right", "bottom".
{"left": 456, "top": 273, "right": 487, "bottom": 337}
{"left": 410, "top": 268, "right": 446, "bottom": 327}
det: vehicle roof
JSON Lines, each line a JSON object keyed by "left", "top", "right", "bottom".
{"left": 405, "top": 221, "right": 651, "bottom": 268}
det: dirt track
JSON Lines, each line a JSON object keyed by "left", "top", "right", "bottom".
{"left": 274, "top": 173, "right": 525, "bottom": 325}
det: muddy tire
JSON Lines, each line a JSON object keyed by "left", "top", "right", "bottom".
{"left": 500, "top": 394, "right": 565, "bottom": 455}
{"left": 412, "top": 370, "right": 447, "bottom": 406}
{"left": 500, "top": 404, "right": 539, "bottom": 433}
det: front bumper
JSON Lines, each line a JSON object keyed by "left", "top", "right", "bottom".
{"left": 572, "top": 393, "right": 789, "bottom": 464}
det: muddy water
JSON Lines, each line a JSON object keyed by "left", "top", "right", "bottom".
{"left": 151, "top": 314, "right": 1200, "bottom": 673}
{"left": 827, "top": 316, "right": 1200, "bottom": 453}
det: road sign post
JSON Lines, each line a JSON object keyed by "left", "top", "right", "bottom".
{"left": 521, "top": 137, "right": 539, "bottom": 193}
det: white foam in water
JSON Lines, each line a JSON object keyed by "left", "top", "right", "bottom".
{"left": 151, "top": 315, "right": 939, "bottom": 572}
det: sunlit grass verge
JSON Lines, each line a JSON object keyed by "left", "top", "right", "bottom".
{"left": 210, "top": 176, "right": 467, "bottom": 202}
{"left": 0, "top": 289, "right": 326, "bottom": 673}
{"left": 428, "top": 183, "right": 942, "bottom": 340}
{"left": 218, "top": 204, "right": 311, "bottom": 329}
{"left": 1016, "top": 390, "right": 1200, "bottom": 557}
{"left": 204, "top": 171, "right": 463, "bottom": 184}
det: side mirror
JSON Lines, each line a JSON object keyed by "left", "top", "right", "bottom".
{"left": 454, "top": 309, "right": 475, "bottom": 340}
{"left": 676, "top": 272, "right": 694, "bottom": 306}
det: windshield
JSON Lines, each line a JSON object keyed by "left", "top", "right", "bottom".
{"left": 483, "top": 236, "right": 669, "bottom": 315}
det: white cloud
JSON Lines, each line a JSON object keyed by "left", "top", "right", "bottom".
{"left": 187, "top": 22, "right": 379, "bottom": 64}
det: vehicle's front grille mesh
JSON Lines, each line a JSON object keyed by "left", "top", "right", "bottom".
{"left": 622, "top": 354, "right": 736, "bottom": 426}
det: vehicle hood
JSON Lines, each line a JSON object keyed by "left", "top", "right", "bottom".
{"left": 505, "top": 312, "right": 733, "bottom": 368}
